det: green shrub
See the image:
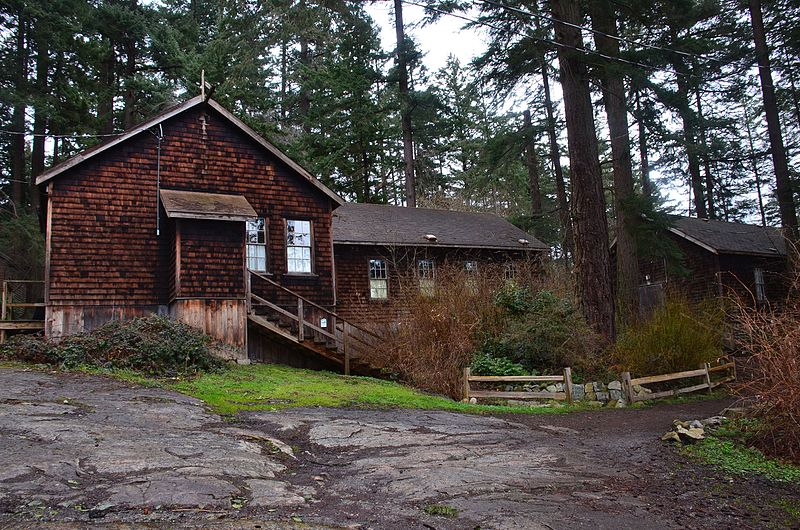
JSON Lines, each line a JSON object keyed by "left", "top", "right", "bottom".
{"left": 0, "top": 315, "right": 227, "bottom": 376}
{"left": 470, "top": 352, "right": 527, "bottom": 376}
{"left": 478, "top": 287, "right": 600, "bottom": 373}
{"left": 613, "top": 297, "right": 723, "bottom": 376}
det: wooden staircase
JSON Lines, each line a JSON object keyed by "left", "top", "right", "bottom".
{"left": 246, "top": 270, "right": 386, "bottom": 376}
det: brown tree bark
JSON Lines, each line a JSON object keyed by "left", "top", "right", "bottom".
{"left": 30, "top": 28, "right": 49, "bottom": 214}
{"left": 694, "top": 86, "right": 715, "bottom": 219}
{"left": 748, "top": 0, "right": 799, "bottom": 242}
{"left": 743, "top": 103, "right": 767, "bottom": 226}
{"left": 634, "top": 88, "right": 653, "bottom": 198}
{"left": 10, "top": 10, "right": 28, "bottom": 209}
{"left": 551, "top": 0, "right": 615, "bottom": 342}
{"left": 523, "top": 110, "right": 542, "bottom": 216}
{"left": 590, "top": 0, "right": 640, "bottom": 323}
{"left": 540, "top": 57, "right": 573, "bottom": 259}
{"left": 98, "top": 38, "right": 115, "bottom": 135}
{"left": 394, "top": 0, "right": 416, "bottom": 207}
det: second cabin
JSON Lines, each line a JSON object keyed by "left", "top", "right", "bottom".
{"left": 35, "top": 96, "right": 548, "bottom": 373}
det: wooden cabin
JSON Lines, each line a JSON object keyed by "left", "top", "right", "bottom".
{"left": 332, "top": 203, "right": 548, "bottom": 326}
{"left": 621, "top": 216, "right": 789, "bottom": 310}
{"left": 35, "top": 96, "right": 547, "bottom": 372}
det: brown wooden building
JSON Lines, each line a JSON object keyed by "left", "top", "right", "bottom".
{"left": 625, "top": 216, "right": 788, "bottom": 309}
{"left": 34, "top": 96, "right": 547, "bottom": 371}
{"left": 332, "top": 203, "right": 548, "bottom": 326}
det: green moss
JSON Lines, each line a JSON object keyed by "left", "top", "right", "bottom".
{"left": 169, "top": 364, "right": 580, "bottom": 416}
{"left": 682, "top": 422, "right": 800, "bottom": 483}
{"left": 423, "top": 504, "right": 458, "bottom": 517}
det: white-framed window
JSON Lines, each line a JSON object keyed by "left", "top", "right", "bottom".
{"left": 286, "top": 219, "right": 312, "bottom": 273}
{"left": 504, "top": 262, "right": 518, "bottom": 280}
{"left": 464, "top": 260, "right": 478, "bottom": 294}
{"left": 246, "top": 218, "right": 267, "bottom": 272}
{"left": 418, "top": 259, "right": 435, "bottom": 296}
{"left": 754, "top": 267, "right": 766, "bottom": 302}
{"left": 369, "top": 259, "right": 388, "bottom": 299}
{"left": 464, "top": 260, "right": 478, "bottom": 274}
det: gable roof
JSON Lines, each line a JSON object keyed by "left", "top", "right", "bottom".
{"left": 668, "top": 216, "right": 786, "bottom": 257}
{"left": 35, "top": 96, "right": 344, "bottom": 206}
{"left": 332, "top": 203, "right": 549, "bottom": 251}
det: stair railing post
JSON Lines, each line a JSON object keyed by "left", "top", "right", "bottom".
{"left": 245, "top": 271, "right": 251, "bottom": 314}
{"left": 297, "top": 299, "right": 304, "bottom": 342}
{"left": 343, "top": 322, "right": 351, "bottom": 376}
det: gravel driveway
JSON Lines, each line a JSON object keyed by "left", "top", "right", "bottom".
{"left": 0, "top": 368, "right": 796, "bottom": 529}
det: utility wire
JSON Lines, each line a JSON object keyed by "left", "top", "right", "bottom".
{"left": 477, "top": 0, "right": 724, "bottom": 65}
{"left": 0, "top": 129, "right": 123, "bottom": 139}
{"left": 399, "top": 0, "right": 695, "bottom": 77}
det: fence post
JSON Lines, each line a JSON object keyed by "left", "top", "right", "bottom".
{"left": 297, "top": 299, "right": 304, "bottom": 342}
{"left": 343, "top": 322, "right": 350, "bottom": 376}
{"left": 463, "top": 367, "right": 471, "bottom": 401}
{"left": 703, "top": 362, "right": 713, "bottom": 394}
{"left": 622, "top": 372, "right": 635, "bottom": 404}
{"left": 563, "top": 367, "right": 573, "bottom": 405}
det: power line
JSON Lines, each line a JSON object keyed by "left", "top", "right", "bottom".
{"left": 0, "top": 129, "right": 123, "bottom": 139}
{"left": 399, "top": 0, "right": 690, "bottom": 77}
{"left": 477, "top": 0, "right": 724, "bottom": 65}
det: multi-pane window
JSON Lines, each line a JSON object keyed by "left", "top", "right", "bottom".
{"left": 464, "top": 261, "right": 478, "bottom": 274}
{"left": 504, "top": 262, "right": 518, "bottom": 280}
{"left": 369, "top": 259, "right": 388, "bottom": 299}
{"left": 246, "top": 218, "right": 267, "bottom": 271}
{"left": 418, "top": 259, "right": 435, "bottom": 296}
{"left": 464, "top": 260, "right": 478, "bottom": 294}
{"left": 754, "top": 267, "right": 766, "bottom": 302}
{"left": 286, "top": 220, "right": 312, "bottom": 273}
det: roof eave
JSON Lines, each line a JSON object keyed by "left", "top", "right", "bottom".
{"left": 333, "top": 240, "right": 548, "bottom": 251}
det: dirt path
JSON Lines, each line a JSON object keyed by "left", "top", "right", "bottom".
{"left": 0, "top": 369, "right": 797, "bottom": 529}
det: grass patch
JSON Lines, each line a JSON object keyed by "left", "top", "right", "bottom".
{"left": 169, "top": 363, "right": 579, "bottom": 416}
{"left": 422, "top": 504, "right": 458, "bottom": 517}
{"left": 682, "top": 420, "right": 800, "bottom": 483}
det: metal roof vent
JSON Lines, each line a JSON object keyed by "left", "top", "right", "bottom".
{"left": 424, "top": 234, "right": 438, "bottom": 242}
{"left": 518, "top": 238, "right": 530, "bottom": 245}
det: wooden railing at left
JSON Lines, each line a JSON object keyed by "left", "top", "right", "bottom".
{"left": 0, "top": 280, "right": 45, "bottom": 343}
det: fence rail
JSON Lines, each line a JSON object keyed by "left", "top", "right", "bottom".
{"left": 463, "top": 367, "right": 574, "bottom": 404}
{"left": 0, "top": 280, "right": 45, "bottom": 343}
{"left": 622, "top": 357, "right": 736, "bottom": 403}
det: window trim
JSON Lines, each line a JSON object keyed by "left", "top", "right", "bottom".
{"left": 418, "top": 258, "right": 436, "bottom": 296}
{"left": 754, "top": 266, "right": 766, "bottom": 302}
{"left": 368, "top": 258, "right": 389, "bottom": 300}
{"left": 245, "top": 217, "right": 268, "bottom": 272}
{"left": 284, "top": 218, "right": 314, "bottom": 275}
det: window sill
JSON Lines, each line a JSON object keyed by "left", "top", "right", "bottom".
{"left": 283, "top": 272, "right": 318, "bottom": 279}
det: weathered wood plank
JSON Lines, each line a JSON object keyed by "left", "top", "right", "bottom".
{"left": 470, "top": 390, "right": 567, "bottom": 400}
{"left": 0, "top": 321, "right": 45, "bottom": 330}
{"left": 467, "top": 375, "right": 564, "bottom": 382}
{"left": 630, "top": 368, "right": 708, "bottom": 386}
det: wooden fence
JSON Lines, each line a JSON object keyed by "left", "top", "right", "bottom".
{"left": 463, "top": 367, "right": 574, "bottom": 405}
{"left": 622, "top": 357, "right": 736, "bottom": 404}
{"left": 0, "top": 280, "right": 45, "bottom": 343}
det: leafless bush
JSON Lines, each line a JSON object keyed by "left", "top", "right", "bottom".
{"left": 380, "top": 260, "right": 570, "bottom": 399}
{"left": 733, "top": 265, "right": 800, "bottom": 464}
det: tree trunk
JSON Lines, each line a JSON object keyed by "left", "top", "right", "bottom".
{"left": 590, "top": 0, "right": 640, "bottom": 324}
{"left": 540, "top": 57, "right": 573, "bottom": 259}
{"left": 394, "top": 0, "right": 416, "bottom": 207}
{"left": 122, "top": 23, "right": 137, "bottom": 129}
{"left": 523, "top": 110, "right": 542, "bottom": 216}
{"left": 672, "top": 52, "right": 707, "bottom": 218}
{"left": 749, "top": 0, "right": 799, "bottom": 242}
{"left": 694, "top": 86, "right": 715, "bottom": 219}
{"left": 743, "top": 103, "right": 767, "bottom": 226}
{"left": 10, "top": 11, "right": 27, "bottom": 209}
{"left": 30, "top": 29, "right": 49, "bottom": 214}
{"left": 551, "top": 0, "right": 615, "bottom": 343}
{"left": 98, "top": 38, "right": 115, "bottom": 135}
{"left": 634, "top": 89, "right": 653, "bottom": 198}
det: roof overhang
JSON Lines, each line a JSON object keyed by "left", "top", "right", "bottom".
{"left": 160, "top": 189, "right": 257, "bottom": 222}
{"left": 35, "top": 96, "right": 344, "bottom": 207}
{"left": 333, "top": 240, "right": 548, "bottom": 251}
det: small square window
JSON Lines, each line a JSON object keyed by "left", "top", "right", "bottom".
{"left": 464, "top": 261, "right": 478, "bottom": 274}
{"left": 504, "top": 262, "right": 518, "bottom": 280}
{"left": 369, "top": 259, "right": 388, "bottom": 299}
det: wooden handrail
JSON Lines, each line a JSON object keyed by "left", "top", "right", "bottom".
{"left": 248, "top": 269, "right": 383, "bottom": 342}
